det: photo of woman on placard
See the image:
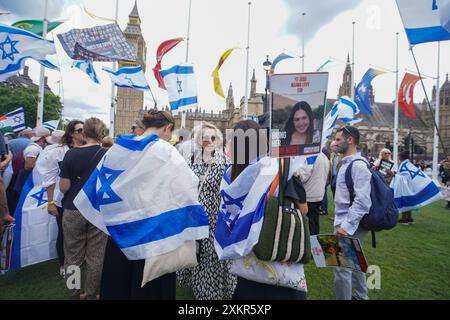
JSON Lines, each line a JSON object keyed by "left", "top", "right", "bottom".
{"left": 283, "top": 101, "right": 321, "bottom": 146}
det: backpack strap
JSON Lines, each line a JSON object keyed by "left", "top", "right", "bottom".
{"left": 344, "top": 158, "right": 370, "bottom": 206}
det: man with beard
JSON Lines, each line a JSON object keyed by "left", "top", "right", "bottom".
{"left": 332, "top": 126, "right": 371, "bottom": 300}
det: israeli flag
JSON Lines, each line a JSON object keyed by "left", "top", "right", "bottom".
{"left": 214, "top": 157, "right": 278, "bottom": 260}
{"left": 74, "top": 134, "right": 209, "bottom": 260}
{"left": 0, "top": 107, "right": 26, "bottom": 132}
{"left": 161, "top": 63, "right": 198, "bottom": 115}
{"left": 72, "top": 60, "right": 99, "bottom": 84}
{"left": 0, "top": 24, "right": 58, "bottom": 82}
{"left": 396, "top": 0, "right": 450, "bottom": 45}
{"left": 2, "top": 168, "right": 58, "bottom": 272}
{"left": 43, "top": 119, "right": 60, "bottom": 130}
{"left": 102, "top": 65, "right": 150, "bottom": 91}
{"left": 391, "top": 159, "right": 442, "bottom": 213}
{"left": 322, "top": 96, "right": 361, "bottom": 146}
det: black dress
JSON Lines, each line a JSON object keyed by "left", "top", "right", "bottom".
{"left": 99, "top": 237, "right": 176, "bottom": 300}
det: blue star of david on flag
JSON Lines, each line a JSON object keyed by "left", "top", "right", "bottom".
{"left": 30, "top": 187, "right": 48, "bottom": 207}
{"left": 90, "top": 164, "right": 124, "bottom": 211}
{"left": 399, "top": 162, "right": 426, "bottom": 180}
{"left": 0, "top": 36, "right": 20, "bottom": 62}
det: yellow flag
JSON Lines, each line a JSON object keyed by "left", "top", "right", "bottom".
{"left": 212, "top": 47, "right": 237, "bottom": 98}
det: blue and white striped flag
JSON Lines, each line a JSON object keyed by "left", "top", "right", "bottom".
{"left": 0, "top": 24, "right": 58, "bottom": 82}
{"left": 74, "top": 134, "right": 209, "bottom": 260}
{"left": 0, "top": 107, "right": 26, "bottom": 132}
{"left": 72, "top": 60, "right": 99, "bottom": 84}
{"left": 396, "top": 0, "right": 450, "bottom": 45}
{"left": 215, "top": 157, "right": 278, "bottom": 260}
{"left": 102, "top": 65, "right": 150, "bottom": 91}
{"left": 1, "top": 167, "right": 58, "bottom": 273}
{"left": 161, "top": 63, "right": 198, "bottom": 115}
{"left": 322, "top": 96, "right": 361, "bottom": 146}
{"left": 43, "top": 119, "right": 60, "bottom": 130}
{"left": 391, "top": 159, "right": 442, "bottom": 213}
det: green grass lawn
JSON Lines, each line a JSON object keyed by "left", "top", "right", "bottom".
{"left": 1, "top": 199, "right": 449, "bottom": 300}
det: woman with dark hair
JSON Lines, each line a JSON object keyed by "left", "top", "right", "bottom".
{"left": 217, "top": 120, "right": 309, "bottom": 300}
{"left": 40, "top": 120, "right": 85, "bottom": 276}
{"left": 283, "top": 101, "right": 320, "bottom": 146}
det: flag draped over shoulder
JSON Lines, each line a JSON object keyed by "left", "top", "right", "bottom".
{"left": 103, "top": 66, "right": 149, "bottom": 90}
{"left": 322, "top": 96, "right": 361, "bottom": 146}
{"left": 0, "top": 24, "right": 58, "bottom": 81}
{"left": 72, "top": 60, "right": 100, "bottom": 84}
{"left": 161, "top": 63, "right": 198, "bottom": 115}
{"left": 12, "top": 20, "right": 63, "bottom": 36}
{"left": 398, "top": 72, "right": 421, "bottom": 119}
{"left": 152, "top": 38, "right": 184, "bottom": 90}
{"left": 391, "top": 160, "right": 442, "bottom": 213}
{"left": 212, "top": 47, "right": 236, "bottom": 98}
{"left": 214, "top": 157, "right": 278, "bottom": 260}
{"left": 74, "top": 134, "right": 209, "bottom": 260}
{"left": 396, "top": 0, "right": 450, "bottom": 45}
{"left": 1, "top": 168, "right": 58, "bottom": 273}
{"left": 0, "top": 107, "right": 26, "bottom": 132}
{"left": 354, "top": 68, "right": 386, "bottom": 115}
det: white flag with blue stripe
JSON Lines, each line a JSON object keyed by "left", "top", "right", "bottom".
{"left": 74, "top": 134, "right": 209, "bottom": 260}
{"left": 72, "top": 60, "right": 99, "bottom": 84}
{"left": 322, "top": 96, "right": 361, "bottom": 146}
{"left": 43, "top": 119, "right": 60, "bottom": 131}
{"left": 1, "top": 167, "right": 58, "bottom": 273}
{"left": 0, "top": 107, "right": 26, "bottom": 132}
{"left": 102, "top": 65, "right": 150, "bottom": 91}
{"left": 161, "top": 63, "right": 198, "bottom": 115}
{"left": 0, "top": 24, "right": 58, "bottom": 82}
{"left": 214, "top": 157, "right": 278, "bottom": 260}
{"left": 391, "top": 159, "right": 442, "bottom": 213}
{"left": 396, "top": 0, "right": 450, "bottom": 45}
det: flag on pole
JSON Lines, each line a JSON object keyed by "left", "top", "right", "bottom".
{"left": 1, "top": 168, "right": 58, "bottom": 273}
{"left": 395, "top": 0, "right": 450, "bottom": 45}
{"left": 398, "top": 72, "right": 421, "bottom": 119}
{"left": 72, "top": 60, "right": 100, "bottom": 84}
{"left": 161, "top": 63, "right": 198, "bottom": 115}
{"left": 152, "top": 38, "right": 184, "bottom": 90}
{"left": 43, "top": 119, "right": 60, "bottom": 131}
{"left": 322, "top": 96, "right": 361, "bottom": 146}
{"left": 212, "top": 47, "right": 237, "bottom": 98}
{"left": 0, "top": 24, "right": 58, "bottom": 82}
{"left": 103, "top": 66, "right": 150, "bottom": 91}
{"left": 73, "top": 134, "right": 209, "bottom": 260}
{"left": 12, "top": 20, "right": 63, "bottom": 36}
{"left": 391, "top": 159, "right": 442, "bottom": 213}
{"left": 0, "top": 107, "right": 26, "bottom": 132}
{"left": 270, "top": 53, "right": 294, "bottom": 75}
{"left": 354, "top": 68, "right": 386, "bottom": 115}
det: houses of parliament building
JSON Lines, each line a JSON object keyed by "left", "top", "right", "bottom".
{"left": 116, "top": 2, "right": 449, "bottom": 159}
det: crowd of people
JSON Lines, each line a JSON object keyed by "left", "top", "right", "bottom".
{"left": 0, "top": 109, "right": 448, "bottom": 301}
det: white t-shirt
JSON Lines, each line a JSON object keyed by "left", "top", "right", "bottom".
{"left": 23, "top": 142, "right": 43, "bottom": 159}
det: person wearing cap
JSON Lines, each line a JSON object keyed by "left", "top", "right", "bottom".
{"left": 23, "top": 127, "right": 51, "bottom": 172}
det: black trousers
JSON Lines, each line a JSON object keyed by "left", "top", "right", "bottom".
{"left": 100, "top": 237, "right": 176, "bottom": 300}
{"left": 232, "top": 276, "right": 306, "bottom": 300}
{"left": 307, "top": 201, "right": 322, "bottom": 236}
{"left": 56, "top": 206, "right": 64, "bottom": 267}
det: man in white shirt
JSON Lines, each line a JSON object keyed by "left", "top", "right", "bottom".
{"left": 23, "top": 127, "right": 50, "bottom": 172}
{"left": 333, "top": 126, "right": 372, "bottom": 300}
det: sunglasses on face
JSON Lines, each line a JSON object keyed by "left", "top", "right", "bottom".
{"left": 74, "top": 128, "right": 83, "bottom": 134}
{"left": 202, "top": 135, "right": 216, "bottom": 143}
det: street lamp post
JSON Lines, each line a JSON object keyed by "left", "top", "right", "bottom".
{"left": 263, "top": 55, "right": 272, "bottom": 115}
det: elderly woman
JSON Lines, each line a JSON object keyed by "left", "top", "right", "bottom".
{"left": 177, "top": 122, "right": 237, "bottom": 300}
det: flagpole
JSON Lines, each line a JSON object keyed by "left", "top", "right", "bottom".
{"left": 301, "top": 12, "right": 306, "bottom": 72}
{"left": 36, "top": 0, "right": 49, "bottom": 127}
{"left": 393, "top": 32, "right": 399, "bottom": 165}
{"left": 244, "top": 1, "right": 252, "bottom": 120}
{"left": 432, "top": 42, "right": 441, "bottom": 181}
{"left": 351, "top": 21, "right": 355, "bottom": 99}
{"left": 109, "top": 0, "right": 119, "bottom": 138}
{"left": 185, "top": 0, "right": 192, "bottom": 63}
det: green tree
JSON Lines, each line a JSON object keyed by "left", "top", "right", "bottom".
{"left": 0, "top": 86, "right": 62, "bottom": 127}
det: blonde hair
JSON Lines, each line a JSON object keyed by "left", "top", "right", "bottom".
{"left": 378, "top": 148, "right": 392, "bottom": 160}
{"left": 192, "top": 122, "right": 223, "bottom": 150}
